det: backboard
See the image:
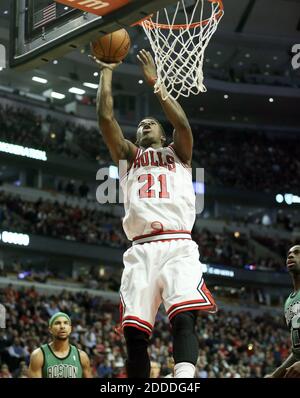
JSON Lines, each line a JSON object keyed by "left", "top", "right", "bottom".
{"left": 9, "top": 0, "right": 177, "bottom": 71}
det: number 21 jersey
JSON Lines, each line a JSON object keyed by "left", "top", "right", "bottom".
{"left": 120, "top": 145, "right": 196, "bottom": 241}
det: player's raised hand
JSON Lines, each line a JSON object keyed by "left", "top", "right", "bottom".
{"left": 89, "top": 54, "right": 121, "bottom": 71}
{"left": 88, "top": 53, "right": 121, "bottom": 71}
{"left": 137, "top": 49, "right": 157, "bottom": 86}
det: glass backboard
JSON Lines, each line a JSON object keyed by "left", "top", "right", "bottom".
{"left": 9, "top": 0, "right": 177, "bottom": 70}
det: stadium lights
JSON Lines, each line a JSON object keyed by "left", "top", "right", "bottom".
{"left": 18, "top": 271, "right": 31, "bottom": 279}
{"left": 0, "top": 231, "right": 30, "bottom": 246}
{"left": 276, "top": 193, "right": 300, "bottom": 205}
{"left": 32, "top": 76, "right": 48, "bottom": 84}
{"left": 269, "top": 98, "right": 274, "bottom": 103}
{"left": 202, "top": 263, "right": 234, "bottom": 278}
{"left": 0, "top": 141, "right": 47, "bottom": 161}
{"left": 93, "top": 72, "right": 99, "bottom": 77}
{"left": 138, "top": 80, "right": 143, "bottom": 84}
{"left": 51, "top": 92, "right": 65, "bottom": 100}
{"left": 224, "top": 94, "right": 229, "bottom": 99}
{"left": 69, "top": 87, "right": 86, "bottom": 95}
{"left": 83, "top": 82, "right": 98, "bottom": 89}
{"left": 276, "top": 194, "right": 284, "bottom": 203}
{"left": 285, "top": 194, "right": 293, "bottom": 205}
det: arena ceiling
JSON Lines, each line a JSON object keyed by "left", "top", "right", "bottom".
{"left": 0, "top": 0, "right": 299, "bottom": 128}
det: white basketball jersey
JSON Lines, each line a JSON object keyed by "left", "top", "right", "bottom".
{"left": 120, "top": 145, "right": 196, "bottom": 241}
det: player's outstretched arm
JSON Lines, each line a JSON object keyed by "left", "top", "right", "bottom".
{"left": 92, "top": 56, "right": 137, "bottom": 165}
{"left": 28, "top": 348, "right": 43, "bottom": 378}
{"left": 137, "top": 49, "right": 193, "bottom": 165}
{"left": 79, "top": 350, "right": 93, "bottom": 378}
{"left": 265, "top": 353, "right": 298, "bottom": 378}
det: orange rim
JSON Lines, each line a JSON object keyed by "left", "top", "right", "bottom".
{"left": 133, "top": 0, "right": 223, "bottom": 30}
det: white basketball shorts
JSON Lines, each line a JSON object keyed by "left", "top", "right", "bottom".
{"left": 119, "top": 237, "right": 217, "bottom": 335}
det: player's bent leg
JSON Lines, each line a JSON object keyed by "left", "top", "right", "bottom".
{"left": 124, "top": 326, "right": 150, "bottom": 378}
{"left": 170, "top": 311, "right": 198, "bottom": 378}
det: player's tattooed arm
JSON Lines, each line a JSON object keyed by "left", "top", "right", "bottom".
{"left": 28, "top": 348, "right": 43, "bottom": 378}
{"left": 137, "top": 49, "right": 193, "bottom": 165}
{"left": 265, "top": 353, "right": 298, "bottom": 378}
{"left": 79, "top": 350, "right": 93, "bottom": 378}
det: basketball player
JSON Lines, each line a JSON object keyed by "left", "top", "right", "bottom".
{"left": 265, "top": 245, "right": 300, "bottom": 378}
{"left": 94, "top": 49, "right": 216, "bottom": 378}
{"left": 28, "top": 312, "right": 92, "bottom": 378}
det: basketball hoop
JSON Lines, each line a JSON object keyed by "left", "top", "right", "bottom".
{"left": 135, "top": 0, "right": 224, "bottom": 100}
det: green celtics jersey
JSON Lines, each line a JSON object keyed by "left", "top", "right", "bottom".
{"left": 41, "top": 343, "right": 83, "bottom": 378}
{"left": 284, "top": 290, "right": 300, "bottom": 359}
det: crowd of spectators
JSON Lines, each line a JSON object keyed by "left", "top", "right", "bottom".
{"left": 223, "top": 208, "right": 300, "bottom": 233}
{"left": 0, "top": 285, "right": 291, "bottom": 378}
{"left": 194, "top": 228, "right": 287, "bottom": 272}
{"left": 0, "top": 103, "right": 107, "bottom": 163}
{"left": 1, "top": 102, "right": 300, "bottom": 193}
{"left": 1, "top": 261, "right": 123, "bottom": 293}
{"left": 127, "top": 44, "right": 300, "bottom": 89}
{"left": 1, "top": 189, "right": 296, "bottom": 272}
{"left": 0, "top": 191, "right": 293, "bottom": 272}
{"left": 206, "top": 62, "right": 300, "bottom": 89}
{"left": 56, "top": 180, "right": 90, "bottom": 199}
{"left": 0, "top": 191, "right": 128, "bottom": 248}
{"left": 193, "top": 127, "right": 300, "bottom": 193}
{"left": 252, "top": 235, "right": 290, "bottom": 261}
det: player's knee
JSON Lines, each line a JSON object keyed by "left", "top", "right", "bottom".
{"left": 171, "top": 311, "right": 196, "bottom": 335}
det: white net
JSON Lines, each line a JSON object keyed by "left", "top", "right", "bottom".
{"left": 141, "top": 0, "right": 224, "bottom": 100}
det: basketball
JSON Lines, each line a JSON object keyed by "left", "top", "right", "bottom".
{"left": 91, "top": 29, "right": 131, "bottom": 63}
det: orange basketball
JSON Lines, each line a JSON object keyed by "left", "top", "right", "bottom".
{"left": 91, "top": 29, "right": 131, "bottom": 63}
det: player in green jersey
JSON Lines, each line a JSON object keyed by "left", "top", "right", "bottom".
{"left": 28, "top": 312, "right": 92, "bottom": 378}
{"left": 265, "top": 245, "right": 300, "bottom": 378}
